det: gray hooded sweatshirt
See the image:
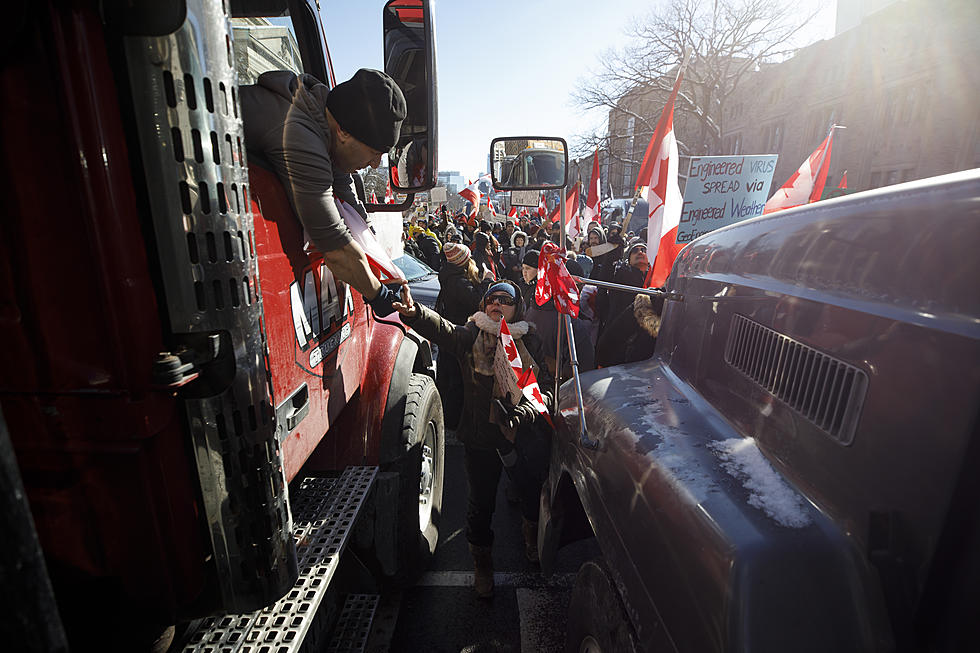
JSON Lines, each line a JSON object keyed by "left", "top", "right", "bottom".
{"left": 240, "top": 71, "right": 364, "bottom": 253}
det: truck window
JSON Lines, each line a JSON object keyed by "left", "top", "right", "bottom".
{"left": 231, "top": 15, "right": 303, "bottom": 83}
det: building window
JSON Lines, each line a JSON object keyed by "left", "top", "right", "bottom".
{"left": 623, "top": 116, "right": 636, "bottom": 190}
{"left": 869, "top": 172, "right": 881, "bottom": 188}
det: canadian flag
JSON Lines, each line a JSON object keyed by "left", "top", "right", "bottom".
{"left": 582, "top": 149, "right": 601, "bottom": 223}
{"left": 763, "top": 127, "right": 838, "bottom": 214}
{"left": 385, "top": 178, "right": 395, "bottom": 204}
{"left": 336, "top": 199, "right": 403, "bottom": 282}
{"left": 548, "top": 185, "right": 581, "bottom": 238}
{"left": 537, "top": 193, "right": 548, "bottom": 217}
{"left": 508, "top": 206, "right": 517, "bottom": 218}
{"left": 636, "top": 64, "right": 686, "bottom": 289}
{"left": 837, "top": 170, "right": 848, "bottom": 190}
{"left": 499, "top": 319, "right": 548, "bottom": 414}
{"left": 487, "top": 196, "right": 497, "bottom": 217}
{"left": 458, "top": 179, "right": 480, "bottom": 208}
{"left": 370, "top": 190, "right": 379, "bottom": 203}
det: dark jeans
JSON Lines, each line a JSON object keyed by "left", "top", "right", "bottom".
{"left": 463, "top": 426, "right": 550, "bottom": 547}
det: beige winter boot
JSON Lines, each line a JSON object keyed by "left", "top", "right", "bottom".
{"left": 522, "top": 518, "right": 539, "bottom": 563}
{"left": 469, "top": 543, "right": 494, "bottom": 598}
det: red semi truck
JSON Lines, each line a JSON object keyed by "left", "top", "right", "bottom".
{"left": 0, "top": 0, "right": 442, "bottom": 650}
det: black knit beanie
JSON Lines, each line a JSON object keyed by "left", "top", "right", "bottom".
{"left": 326, "top": 69, "right": 407, "bottom": 151}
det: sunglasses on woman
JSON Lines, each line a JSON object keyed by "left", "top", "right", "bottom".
{"left": 484, "top": 293, "right": 517, "bottom": 306}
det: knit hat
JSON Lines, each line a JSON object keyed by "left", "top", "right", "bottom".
{"left": 522, "top": 249, "right": 540, "bottom": 267}
{"left": 326, "top": 69, "right": 406, "bottom": 152}
{"left": 625, "top": 240, "right": 648, "bottom": 260}
{"left": 482, "top": 280, "right": 525, "bottom": 320}
{"left": 444, "top": 242, "right": 471, "bottom": 267}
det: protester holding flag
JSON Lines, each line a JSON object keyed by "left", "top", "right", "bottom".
{"left": 392, "top": 281, "right": 554, "bottom": 599}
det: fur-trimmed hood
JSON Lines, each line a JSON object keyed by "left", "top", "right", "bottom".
{"left": 633, "top": 294, "right": 661, "bottom": 338}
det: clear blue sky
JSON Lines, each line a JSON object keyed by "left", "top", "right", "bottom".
{"left": 320, "top": 1, "right": 834, "bottom": 181}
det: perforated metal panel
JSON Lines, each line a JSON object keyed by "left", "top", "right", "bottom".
{"left": 326, "top": 594, "right": 380, "bottom": 653}
{"left": 182, "top": 467, "right": 377, "bottom": 653}
{"left": 122, "top": 0, "right": 294, "bottom": 611}
{"left": 725, "top": 314, "right": 868, "bottom": 444}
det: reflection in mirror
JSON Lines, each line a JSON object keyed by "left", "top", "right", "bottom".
{"left": 491, "top": 137, "right": 568, "bottom": 190}
{"left": 383, "top": 0, "right": 435, "bottom": 192}
{"left": 393, "top": 137, "right": 428, "bottom": 188}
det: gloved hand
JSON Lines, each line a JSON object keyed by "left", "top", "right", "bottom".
{"left": 505, "top": 398, "right": 539, "bottom": 431}
{"left": 368, "top": 283, "right": 398, "bottom": 317}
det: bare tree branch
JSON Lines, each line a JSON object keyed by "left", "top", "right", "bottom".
{"left": 572, "top": 0, "right": 823, "bottom": 171}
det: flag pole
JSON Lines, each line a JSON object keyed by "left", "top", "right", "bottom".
{"left": 622, "top": 48, "right": 692, "bottom": 235}
{"left": 809, "top": 124, "right": 844, "bottom": 204}
{"left": 555, "top": 182, "right": 567, "bottom": 411}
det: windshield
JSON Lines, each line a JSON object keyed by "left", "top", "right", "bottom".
{"left": 393, "top": 254, "right": 433, "bottom": 281}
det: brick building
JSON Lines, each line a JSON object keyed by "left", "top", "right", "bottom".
{"left": 604, "top": 0, "right": 979, "bottom": 197}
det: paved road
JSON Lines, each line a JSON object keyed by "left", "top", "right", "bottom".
{"left": 369, "top": 430, "right": 599, "bottom": 653}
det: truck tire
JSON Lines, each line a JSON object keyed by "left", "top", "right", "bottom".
{"left": 565, "top": 560, "right": 639, "bottom": 653}
{"left": 386, "top": 373, "right": 444, "bottom": 582}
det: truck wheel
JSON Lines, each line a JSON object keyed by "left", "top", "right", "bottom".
{"left": 388, "top": 373, "right": 444, "bottom": 581}
{"left": 565, "top": 560, "right": 639, "bottom": 653}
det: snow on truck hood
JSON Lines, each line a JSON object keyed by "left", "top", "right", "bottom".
{"left": 576, "top": 361, "right": 812, "bottom": 529}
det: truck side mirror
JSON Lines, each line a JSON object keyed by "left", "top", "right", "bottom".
{"left": 382, "top": 0, "right": 437, "bottom": 195}
{"left": 490, "top": 137, "right": 568, "bottom": 190}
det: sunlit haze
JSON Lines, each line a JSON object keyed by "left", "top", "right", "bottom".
{"left": 321, "top": 0, "right": 835, "bottom": 181}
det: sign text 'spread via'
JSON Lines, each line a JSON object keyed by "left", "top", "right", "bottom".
{"left": 676, "top": 155, "right": 778, "bottom": 243}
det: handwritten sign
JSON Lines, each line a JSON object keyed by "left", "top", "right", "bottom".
{"left": 493, "top": 330, "right": 523, "bottom": 405}
{"left": 676, "top": 155, "right": 778, "bottom": 243}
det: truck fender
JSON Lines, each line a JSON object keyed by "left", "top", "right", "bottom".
{"left": 378, "top": 329, "right": 433, "bottom": 465}
{"left": 539, "top": 469, "right": 593, "bottom": 577}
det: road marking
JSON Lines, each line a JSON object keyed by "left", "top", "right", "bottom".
{"left": 415, "top": 570, "right": 576, "bottom": 589}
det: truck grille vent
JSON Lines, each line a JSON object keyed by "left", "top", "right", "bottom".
{"left": 725, "top": 314, "right": 867, "bottom": 444}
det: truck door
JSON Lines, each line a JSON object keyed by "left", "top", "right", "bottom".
{"left": 230, "top": 3, "right": 368, "bottom": 482}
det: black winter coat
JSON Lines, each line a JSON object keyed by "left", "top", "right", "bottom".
{"left": 605, "top": 261, "right": 648, "bottom": 323}
{"left": 405, "top": 305, "right": 554, "bottom": 450}
{"left": 435, "top": 264, "right": 490, "bottom": 325}
{"left": 416, "top": 233, "right": 442, "bottom": 271}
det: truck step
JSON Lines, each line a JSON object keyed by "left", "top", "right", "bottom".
{"left": 182, "top": 466, "right": 377, "bottom": 653}
{"left": 325, "top": 594, "right": 380, "bottom": 653}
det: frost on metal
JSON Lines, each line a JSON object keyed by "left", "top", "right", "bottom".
{"left": 591, "top": 367, "right": 719, "bottom": 504}
{"left": 709, "top": 438, "right": 812, "bottom": 528}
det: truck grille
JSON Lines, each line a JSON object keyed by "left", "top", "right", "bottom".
{"left": 725, "top": 314, "right": 867, "bottom": 444}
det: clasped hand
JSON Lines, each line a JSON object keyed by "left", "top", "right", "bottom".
{"left": 392, "top": 283, "right": 418, "bottom": 318}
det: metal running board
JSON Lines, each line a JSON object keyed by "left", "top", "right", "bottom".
{"left": 182, "top": 467, "right": 377, "bottom": 653}
{"left": 325, "top": 594, "right": 380, "bottom": 653}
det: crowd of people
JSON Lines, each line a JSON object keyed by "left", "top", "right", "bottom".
{"left": 393, "top": 204, "right": 665, "bottom": 598}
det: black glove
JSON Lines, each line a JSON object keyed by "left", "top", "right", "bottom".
{"left": 368, "top": 283, "right": 397, "bottom": 317}
{"left": 506, "top": 399, "right": 538, "bottom": 431}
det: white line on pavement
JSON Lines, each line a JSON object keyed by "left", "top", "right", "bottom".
{"left": 415, "top": 570, "right": 576, "bottom": 588}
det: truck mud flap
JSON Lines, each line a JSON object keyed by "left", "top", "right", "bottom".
{"left": 180, "top": 466, "right": 378, "bottom": 652}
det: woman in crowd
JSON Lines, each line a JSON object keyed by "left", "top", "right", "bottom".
{"left": 433, "top": 243, "right": 495, "bottom": 430}
{"left": 501, "top": 230, "right": 528, "bottom": 283}
{"left": 471, "top": 231, "right": 499, "bottom": 282}
{"left": 393, "top": 280, "right": 554, "bottom": 599}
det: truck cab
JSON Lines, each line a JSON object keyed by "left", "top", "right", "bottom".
{"left": 0, "top": 0, "right": 442, "bottom": 650}
{"left": 541, "top": 170, "right": 980, "bottom": 652}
